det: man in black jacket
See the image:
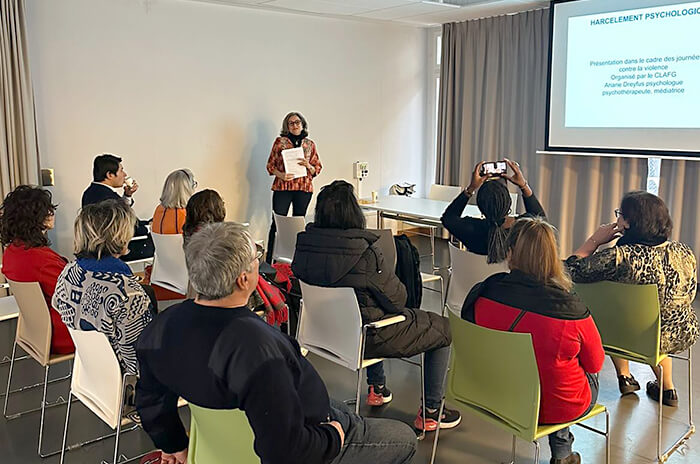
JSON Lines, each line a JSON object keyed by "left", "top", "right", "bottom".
{"left": 82, "top": 154, "right": 153, "bottom": 260}
{"left": 135, "top": 222, "right": 416, "bottom": 464}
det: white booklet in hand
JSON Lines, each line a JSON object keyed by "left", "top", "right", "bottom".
{"left": 281, "top": 147, "right": 307, "bottom": 179}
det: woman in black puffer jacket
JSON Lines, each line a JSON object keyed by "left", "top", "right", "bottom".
{"left": 292, "top": 180, "right": 461, "bottom": 432}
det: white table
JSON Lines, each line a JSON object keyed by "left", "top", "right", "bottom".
{"left": 361, "top": 195, "right": 483, "bottom": 229}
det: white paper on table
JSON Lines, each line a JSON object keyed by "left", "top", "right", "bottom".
{"left": 281, "top": 148, "right": 307, "bottom": 179}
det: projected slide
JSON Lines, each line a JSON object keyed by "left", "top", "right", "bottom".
{"left": 564, "top": 2, "right": 700, "bottom": 128}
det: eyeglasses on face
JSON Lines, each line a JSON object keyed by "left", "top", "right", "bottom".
{"left": 288, "top": 120, "right": 302, "bottom": 127}
{"left": 614, "top": 208, "right": 622, "bottom": 218}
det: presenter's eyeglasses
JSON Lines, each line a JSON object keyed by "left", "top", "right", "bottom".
{"left": 288, "top": 120, "right": 302, "bottom": 127}
{"left": 614, "top": 208, "right": 622, "bottom": 218}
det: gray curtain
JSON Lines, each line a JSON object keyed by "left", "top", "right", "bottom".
{"left": 659, "top": 161, "right": 700, "bottom": 264}
{"left": 0, "top": 0, "right": 40, "bottom": 198}
{"left": 436, "top": 8, "right": 647, "bottom": 254}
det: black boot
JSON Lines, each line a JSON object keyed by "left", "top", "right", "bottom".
{"left": 550, "top": 451, "right": 581, "bottom": 464}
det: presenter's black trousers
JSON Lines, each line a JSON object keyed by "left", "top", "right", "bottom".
{"left": 266, "top": 190, "right": 312, "bottom": 263}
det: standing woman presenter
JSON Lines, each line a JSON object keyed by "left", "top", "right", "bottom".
{"left": 265, "top": 112, "right": 322, "bottom": 263}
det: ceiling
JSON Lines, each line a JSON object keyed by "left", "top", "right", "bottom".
{"left": 191, "top": 0, "right": 550, "bottom": 27}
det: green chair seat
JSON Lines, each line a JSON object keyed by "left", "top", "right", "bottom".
{"left": 535, "top": 404, "right": 607, "bottom": 439}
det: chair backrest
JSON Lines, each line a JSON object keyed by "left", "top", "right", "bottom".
{"left": 150, "top": 232, "right": 189, "bottom": 294}
{"left": 7, "top": 280, "right": 52, "bottom": 366}
{"left": 574, "top": 281, "right": 662, "bottom": 365}
{"left": 447, "top": 311, "right": 541, "bottom": 441}
{"left": 188, "top": 404, "right": 258, "bottom": 464}
{"left": 428, "top": 184, "right": 462, "bottom": 202}
{"left": 272, "top": 214, "right": 306, "bottom": 264}
{"left": 445, "top": 243, "right": 508, "bottom": 312}
{"left": 374, "top": 229, "right": 397, "bottom": 270}
{"left": 298, "top": 281, "right": 364, "bottom": 370}
{"left": 68, "top": 329, "right": 125, "bottom": 429}
{"left": 0, "top": 295, "right": 19, "bottom": 322}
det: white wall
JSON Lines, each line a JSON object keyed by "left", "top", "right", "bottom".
{"left": 25, "top": 0, "right": 429, "bottom": 255}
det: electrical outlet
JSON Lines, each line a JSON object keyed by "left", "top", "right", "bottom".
{"left": 353, "top": 161, "right": 369, "bottom": 180}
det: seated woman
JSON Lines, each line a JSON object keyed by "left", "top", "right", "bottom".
{"left": 0, "top": 185, "right": 74, "bottom": 354}
{"left": 566, "top": 191, "right": 698, "bottom": 407}
{"left": 53, "top": 199, "right": 155, "bottom": 375}
{"left": 441, "top": 159, "right": 545, "bottom": 263}
{"left": 292, "top": 180, "right": 461, "bottom": 431}
{"left": 152, "top": 169, "right": 197, "bottom": 234}
{"left": 182, "top": 189, "right": 226, "bottom": 244}
{"left": 463, "top": 217, "right": 604, "bottom": 464}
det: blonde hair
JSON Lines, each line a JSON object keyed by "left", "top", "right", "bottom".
{"left": 506, "top": 217, "right": 572, "bottom": 291}
{"left": 160, "top": 169, "right": 196, "bottom": 209}
{"left": 74, "top": 199, "right": 136, "bottom": 259}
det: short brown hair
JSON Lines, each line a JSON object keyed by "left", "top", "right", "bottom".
{"left": 506, "top": 217, "right": 572, "bottom": 291}
{"left": 182, "top": 189, "right": 226, "bottom": 240}
{"left": 280, "top": 112, "right": 308, "bottom": 138}
{"left": 619, "top": 191, "right": 672, "bottom": 243}
{"left": 74, "top": 199, "right": 136, "bottom": 259}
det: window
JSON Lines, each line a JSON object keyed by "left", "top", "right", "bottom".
{"left": 426, "top": 28, "right": 442, "bottom": 189}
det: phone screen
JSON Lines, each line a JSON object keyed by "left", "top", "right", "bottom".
{"left": 482, "top": 161, "right": 507, "bottom": 175}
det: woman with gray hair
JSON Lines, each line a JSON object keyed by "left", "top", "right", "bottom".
{"left": 53, "top": 199, "right": 155, "bottom": 375}
{"left": 265, "top": 111, "right": 322, "bottom": 262}
{"left": 152, "top": 168, "right": 197, "bottom": 234}
{"left": 136, "top": 222, "right": 416, "bottom": 464}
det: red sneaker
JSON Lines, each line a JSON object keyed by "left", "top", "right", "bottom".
{"left": 366, "top": 385, "right": 393, "bottom": 406}
{"left": 414, "top": 406, "right": 462, "bottom": 431}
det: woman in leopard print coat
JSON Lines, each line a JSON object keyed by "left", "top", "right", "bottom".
{"left": 566, "top": 191, "right": 697, "bottom": 407}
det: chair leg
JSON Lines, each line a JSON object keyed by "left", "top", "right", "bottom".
{"left": 2, "top": 341, "right": 17, "bottom": 417}
{"left": 418, "top": 353, "right": 426, "bottom": 441}
{"left": 355, "top": 369, "right": 362, "bottom": 415}
{"left": 430, "top": 228, "right": 436, "bottom": 271}
{"left": 658, "top": 351, "right": 696, "bottom": 462}
{"left": 429, "top": 397, "right": 446, "bottom": 464}
{"left": 113, "top": 379, "right": 128, "bottom": 464}
{"left": 37, "top": 365, "right": 50, "bottom": 456}
{"left": 658, "top": 363, "right": 664, "bottom": 462}
{"left": 509, "top": 435, "right": 517, "bottom": 464}
{"left": 605, "top": 408, "right": 610, "bottom": 464}
{"left": 60, "top": 391, "right": 73, "bottom": 464}
{"left": 533, "top": 440, "right": 540, "bottom": 464}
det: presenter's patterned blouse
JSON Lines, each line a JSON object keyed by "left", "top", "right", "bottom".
{"left": 566, "top": 241, "right": 698, "bottom": 354}
{"left": 266, "top": 136, "right": 322, "bottom": 192}
{"left": 53, "top": 257, "right": 154, "bottom": 375}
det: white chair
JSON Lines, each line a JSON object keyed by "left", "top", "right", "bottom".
{"left": 428, "top": 184, "right": 462, "bottom": 202}
{"left": 375, "top": 230, "right": 444, "bottom": 313}
{"left": 150, "top": 232, "right": 189, "bottom": 295}
{"left": 444, "top": 243, "right": 508, "bottom": 315}
{"left": 297, "top": 282, "right": 427, "bottom": 438}
{"left": 3, "top": 280, "right": 74, "bottom": 457}
{"left": 272, "top": 214, "right": 306, "bottom": 264}
{"left": 59, "top": 330, "right": 146, "bottom": 464}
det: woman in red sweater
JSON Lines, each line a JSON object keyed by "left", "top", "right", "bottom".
{"left": 462, "top": 217, "right": 604, "bottom": 464}
{"left": 0, "top": 185, "right": 73, "bottom": 354}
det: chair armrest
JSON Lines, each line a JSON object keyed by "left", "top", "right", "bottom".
{"left": 365, "top": 315, "right": 406, "bottom": 330}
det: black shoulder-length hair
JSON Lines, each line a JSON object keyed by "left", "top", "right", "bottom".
{"left": 619, "top": 191, "right": 672, "bottom": 243}
{"left": 279, "top": 112, "right": 309, "bottom": 139}
{"left": 0, "top": 185, "right": 56, "bottom": 248}
{"left": 314, "top": 180, "right": 366, "bottom": 230}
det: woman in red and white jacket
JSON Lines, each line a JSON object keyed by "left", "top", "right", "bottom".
{"left": 462, "top": 217, "right": 604, "bottom": 464}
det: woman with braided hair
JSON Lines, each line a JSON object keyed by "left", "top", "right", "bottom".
{"left": 441, "top": 159, "right": 546, "bottom": 263}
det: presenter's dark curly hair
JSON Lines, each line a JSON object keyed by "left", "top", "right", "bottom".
{"left": 182, "top": 189, "right": 226, "bottom": 242}
{"left": 476, "top": 179, "right": 512, "bottom": 264}
{"left": 0, "top": 185, "right": 56, "bottom": 248}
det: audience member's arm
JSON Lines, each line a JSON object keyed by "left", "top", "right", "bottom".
{"left": 366, "top": 245, "right": 407, "bottom": 313}
{"left": 135, "top": 353, "right": 189, "bottom": 455}
{"left": 238, "top": 359, "right": 342, "bottom": 464}
{"left": 578, "top": 316, "right": 605, "bottom": 374}
{"left": 440, "top": 191, "right": 480, "bottom": 246}
{"left": 565, "top": 247, "right": 620, "bottom": 283}
{"left": 40, "top": 253, "right": 68, "bottom": 304}
{"left": 522, "top": 193, "right": 546, "bottom": 218}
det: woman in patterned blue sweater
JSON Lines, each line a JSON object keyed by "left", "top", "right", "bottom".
{"left": 53, "top": 199, "right": 155, "bottom": 375}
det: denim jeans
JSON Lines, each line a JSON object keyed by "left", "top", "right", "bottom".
{"left": 366, "top": 344, "right": 450, "bottom": 410}
{"left": 329, "top": 399, "right": 416, "bottom": 464}
{"left": 548, "top": 372, "right": 600, "bottom": 460}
